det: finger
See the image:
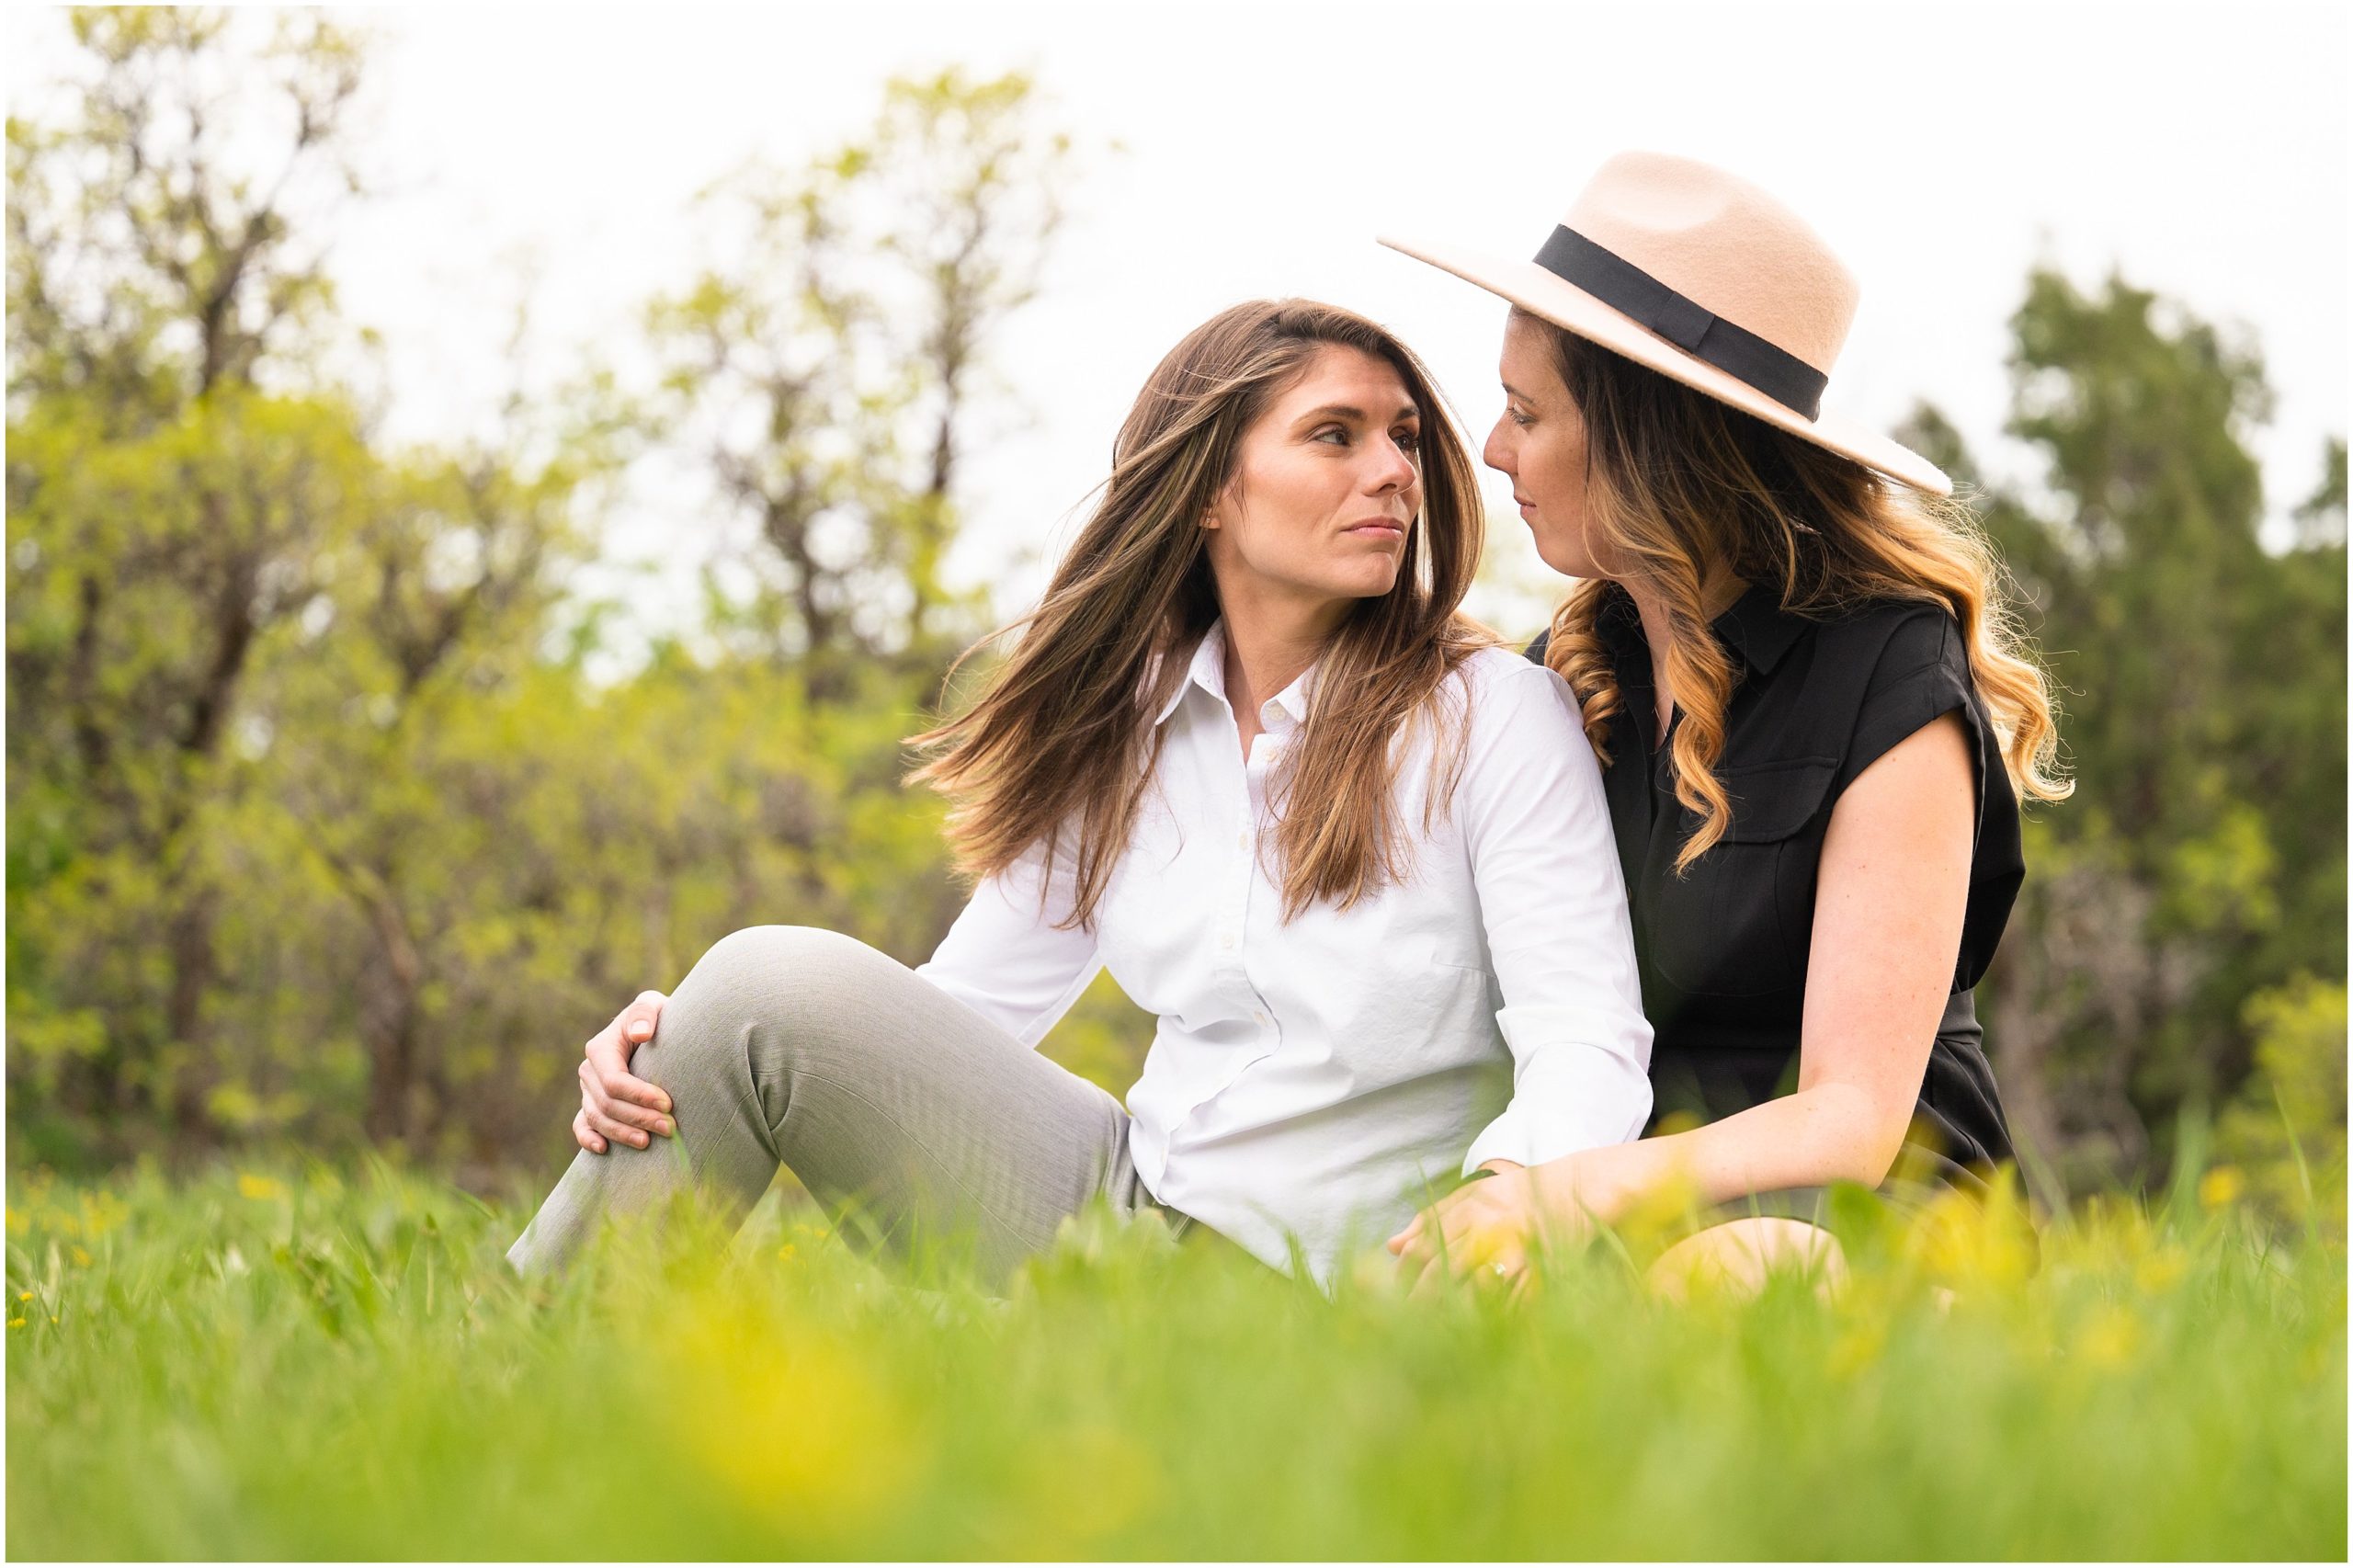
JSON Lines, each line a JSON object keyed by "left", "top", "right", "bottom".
{"left": 1407, "top": 1249, "right": 1450, "bottom": 1302}
{"left": 578, "top": 1061, "right": 667, "bottom": 1142}
{"left": 582, "top": 1044, "right": 674, "bottom": 1123}
{"left": 1393, "top": 1210, "right": 1442, "bottom": 1264}
{"left": 573, "top": 1108, "right": 608, "bottom": 1155}
{"left": 583, "top": 1099, "right": 652, "bottom": 1150}
{"left": 585, "top": 1026, "right": 673, "bottom": 1111}
{"left": 1387, "top": 1210, "right": 1427, "bottom": 1255}
{"left": 1476, "top": 1249, "right": 1525, "bottom": 1294}
{"left": 619, "top": 991, "right": 667, "bottom": 1050}
{"left": 600, "top": 1069, "right": 675, "bottom": 1131}
{"left": 1437, "top": 1210, "right": 1483, "bottom": 1277}
{"left": 1394, "top": 1188, "right": 1464, "bottom": 1251}
{"left": 1443, "top": 1213, "right": 1519, "bottom": 1280}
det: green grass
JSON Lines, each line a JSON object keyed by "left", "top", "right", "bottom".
{"left": 6, "top": 1155, "right": 2344, "bottom": 1560}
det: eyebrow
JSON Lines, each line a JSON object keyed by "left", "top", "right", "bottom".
{"left": 1500, "top": 381, "right": 1532, "bottom": 401}
{"left": 1293, "top": 403, "right": 1421, "bottom": 426}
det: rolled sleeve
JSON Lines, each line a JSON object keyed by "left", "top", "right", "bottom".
{"left": 1452, "top": 661, "right": 1653, "bottom": 1176}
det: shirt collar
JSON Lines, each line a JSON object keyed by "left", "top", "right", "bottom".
{"left": 1709, "top": 583, "right": 1807, "bottom": 676}
{"left": 1150, "top": 621, "right": 1230, "bottom": 725}
{"left": 1149, "top": 619, "right": 1321, "bottom": 732}
{"left": 1597, "top": 581, "right": 1806, "bottom": 677}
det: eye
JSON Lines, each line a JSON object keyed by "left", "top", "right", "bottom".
{"left": 1393, "top": 426, "right": 1423, "bottom": 453}
{"left": 1312, "top": 425, "right": 1350, "bottom": 446}
{"left": 1506, "top": 404, "right": 1534, "bottom": 429}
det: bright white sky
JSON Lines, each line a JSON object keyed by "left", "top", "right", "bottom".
{"left": 8, "top": 1, "right": 2347, "bottom": 653}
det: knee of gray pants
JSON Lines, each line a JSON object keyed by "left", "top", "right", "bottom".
{"left": 667, "top": 924, "right": 893, "bottom": 1095}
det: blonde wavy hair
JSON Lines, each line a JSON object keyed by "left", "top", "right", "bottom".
{"left": 1522, "top": 309, "right": 2070, "bottom": 872}
{"left": 907, "top": 300, "right": 1494, "bottom": 927}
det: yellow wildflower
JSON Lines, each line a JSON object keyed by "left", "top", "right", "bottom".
{"left": 1901, "top": 1187, "right": 2034, "bottom": 1289}
{"left": 4, "top": 1206, "right": 24, "bottom": 1237}
{"left": 2198, "top": 1165, "right": 2245, "bottom": 1210}
{"left": 70, "top": 1244, "right": 93, "bottom": 1268}
{"left": 653, "top": 1297, "right": 926, "bottom": 1538}
{"left": 236, "top": 1173, "right": 286, "bottom": 1202}
{"left": 6, "top": 1318, "right": 21, "bottom": 1329}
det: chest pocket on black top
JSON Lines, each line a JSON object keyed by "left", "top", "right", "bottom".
{"left": 1646, "top": 755, "right": 1839, "bottom": 998}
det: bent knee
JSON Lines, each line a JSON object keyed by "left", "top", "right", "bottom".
{"left": 1647, "top": 1218, "right": 1847, "bottom": 1303}
{"left": 680, "top": 925, "right": 893, "bottom": 1041}
{"left": 690, "top": 924, "right": 887, "bottom": 992}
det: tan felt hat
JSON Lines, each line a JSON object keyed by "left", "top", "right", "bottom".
{"left": 1381, "top": 151, "right": 1952, "bottom": 496}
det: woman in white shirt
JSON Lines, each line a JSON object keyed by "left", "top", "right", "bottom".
{"left": 506, "top": 299, "right": 1651, "bottom": 1290}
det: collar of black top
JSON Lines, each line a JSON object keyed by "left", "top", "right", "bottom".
{"left": 1597, "top": 581, "right": 1807, "bottom": 677}
{"left": 1709, "top": 584, "right": 1807, "bottom": 676}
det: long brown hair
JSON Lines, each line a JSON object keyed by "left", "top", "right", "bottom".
{"left": 1523, "top": 309, "right": 2070, "bottom": 871}
{"left": 906, "top": 299, "right": 1493, "bottom": 926}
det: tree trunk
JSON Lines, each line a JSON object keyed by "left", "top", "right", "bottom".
{"left": 164, "top": 883, "right": 221, "bottom": 1147}
{"left": 358, "top": 889, "right": 426, "bottom": 1149}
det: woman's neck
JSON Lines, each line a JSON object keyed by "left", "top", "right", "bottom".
{"left": 1217, "top": 586, "right": 1344, "bottom": 735}
{"left": 1621, "top": 569, "right": 1751, "bottom": 730}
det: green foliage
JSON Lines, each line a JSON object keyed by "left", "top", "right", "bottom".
{"left": 7, "top": 17, "right": 1079, "bottom": 1172}
{"left": 2214, "top": 976, "right": 2349, "bottom": 1235}
{"left": 5, "top": 1161, "right": 2344, "bottom": 1558}
{"left": 1040, "top": 970, "right": 1155, "bottom": 1096}
{"left": 1901, "top": 267, "right": 2347, "bottom": 1201}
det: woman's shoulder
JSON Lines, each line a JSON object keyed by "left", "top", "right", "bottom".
{"left": 1810, "top": 596, "right": 1964, "bottom": 673}
{"left": 1438, "top": 646, "right": 1593, "bottom": 775}
{"left": 1449, "top": 642, "right": 1575, "bottom": 704}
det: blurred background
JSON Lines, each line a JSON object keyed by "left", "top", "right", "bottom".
{"left": 5, "top": 5, "right": 2344, "bottom": 1221}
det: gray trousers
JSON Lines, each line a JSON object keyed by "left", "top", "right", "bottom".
{"left": 504, "top": 925, "right": 1194, "bottom": 1287}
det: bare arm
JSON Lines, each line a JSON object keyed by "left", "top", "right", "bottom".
{"left": 1540, "top": 709, "right": 1976, "bottom": 1215}
{"left": 1392, "top": 710, "right": 1978, "bottom": 1276}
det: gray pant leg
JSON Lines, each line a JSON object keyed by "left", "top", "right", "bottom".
{"left": 505, "top": 925, "right": 1152, "bottom": 1286}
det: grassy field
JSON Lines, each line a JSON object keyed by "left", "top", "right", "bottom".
{"left": 6, "top": 1155, "right": 2344, "bottom": 1560}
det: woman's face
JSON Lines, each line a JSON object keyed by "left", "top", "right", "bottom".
{"left": 1202, "top": 344, "right": 1423, "bottom": 614}
{"left": 1484, "top": 311, "right": 1608, "bottom": 579}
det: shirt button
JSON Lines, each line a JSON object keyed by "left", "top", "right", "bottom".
{"left": 1220, "top": 932, "right": 1236, "bottom": 949}
{"left": 1236, "top": 832, "right": 1248, "bottom": 849}
{"left": 1253, "top": 1010, "right": 1267, "bottom": 1025}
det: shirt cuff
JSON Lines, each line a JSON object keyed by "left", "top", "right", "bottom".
{"left": 1461, "top": 1037, "right": 1654, "bottom": 1177}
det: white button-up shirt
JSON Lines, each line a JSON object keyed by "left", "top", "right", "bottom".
{"left": 915, "top": 621, "right": 1651, "bottom": 1283}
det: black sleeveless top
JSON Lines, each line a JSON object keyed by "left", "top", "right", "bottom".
{"left": 1524, "top": 583, "right": 2025, "bottom": 1183}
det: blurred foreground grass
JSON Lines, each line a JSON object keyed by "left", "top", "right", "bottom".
{"left": 6, "top": 1155, "right": 2344, "bottom": 1560}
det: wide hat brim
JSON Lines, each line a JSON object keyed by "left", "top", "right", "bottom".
{"left": 1378, "top": 233, "right": 1952, "bottom": 497}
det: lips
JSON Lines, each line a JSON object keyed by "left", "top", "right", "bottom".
{"left": 1345, "top": 519, "right": 1405, "bottom": 538}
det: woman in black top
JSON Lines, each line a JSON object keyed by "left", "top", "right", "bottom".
{"left": 1383, "top": 153, "right": 2067, "bottom": 1298}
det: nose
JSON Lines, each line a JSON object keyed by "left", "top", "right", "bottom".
{"left": 1483, "top": 414, "right": 1515, "bottom": 475}
{"left": 1365, "top": 432, "right": 1417, "bottom": 494}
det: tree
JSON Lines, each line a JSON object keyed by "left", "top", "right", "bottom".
{"left": 642, "top": 68, "right": 1079, "bottom": 700}
{"left": 8, "top": 26, "right": 1094, "bottom": 1176}
{"left": 6, "top": 8, "right": 378, "bottom": 1159}
{"left": 1901, "top": 267, "right": 2347, "bottom": 1199}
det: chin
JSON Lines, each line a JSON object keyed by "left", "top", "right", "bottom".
{"left": 1330, "top": 564, "right": 1404, "bottom": 600}
{"left": 1532, "top": 535, "right": 1604, "bottom": 581}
